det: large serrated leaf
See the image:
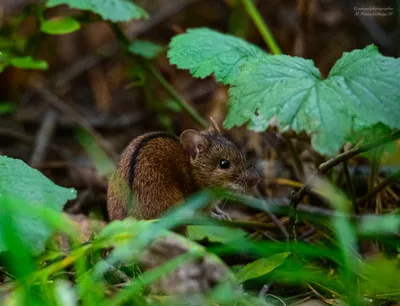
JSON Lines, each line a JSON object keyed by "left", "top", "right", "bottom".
{"left": 168, "top": 28, "right": 267, "bottom": 84}
{"left": 225, "top": 56, "right": 352, "bottom": 155}
{"left": 328, "top": 45, "right": 400, "bottom": 129}
{"left": 46, "top": 0, "right": 148, "bottom": 22}
{"left": 225, "top": 45, "right": 400, "bottom": 156}
{"left": 0, "top": 156, "right": 76, "bottom": 255}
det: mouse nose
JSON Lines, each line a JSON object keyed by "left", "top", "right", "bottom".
{"left": 246, "top": 170, "right": 260, "bottom": 189}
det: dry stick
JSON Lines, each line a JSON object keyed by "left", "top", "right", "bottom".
{"left": 34, "top": 86, "right": 119, "bottom": 162}
{"left": 356, "top": 169, "right": 400, "bottom": 206}
{"left": 255, "top": 189, "right": 289, "bottom": 240}
{"left": 289, "top": 130, "right": 400, "bottom": 238}
{"left": 0, "top": 127, "right": 66, "bottom": 154}
{"left": 184, "top": 218, "right": 276, "bottom": 231}
{"left": 30, "top": 109, "right": 59, "bottom": 166}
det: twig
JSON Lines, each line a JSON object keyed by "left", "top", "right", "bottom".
{"left": 298, "top": 226, "right": 316, "bottom": 241}
{"left": 241, "top": 0, "right": 282, "bottom": 54}
{"left": 17, "top": 113, "right": 143, "bottom": 129}
{"left": 183, "top": 217, "right": 276, "bottom": 231}
{"left": 255, "top": 189, "right": 289, "bottom": 240}
{"left": 356, "top": 170, "right": 400, "bottom": 206}
{"left": 290, "top": 130, "right": 400, "bottom": 224}
{"left": 34, "top": 85, "right": 119, "bottom": 162}
{"left": 0, "top": 127, "right": 66, "bottom": 155}
{"left": 30, "top": 109, "right": 58, "bottom": 166}
{"left": 318, "top": 130, "right": 400, "bottom": 173}
{"left": 259, "top": 284, "right": 272, "bottom": 297}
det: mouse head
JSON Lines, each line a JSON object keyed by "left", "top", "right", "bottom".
{"left": 180, "top": 118, "right": 259, "bottom": 192}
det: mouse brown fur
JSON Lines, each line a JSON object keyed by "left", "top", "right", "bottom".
{"left": 107, "top": 120, "right": 259, "bottom": 220}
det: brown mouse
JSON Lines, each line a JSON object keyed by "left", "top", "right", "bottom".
{"left": 107, "top": 119, "right": 259, "bottom": 220}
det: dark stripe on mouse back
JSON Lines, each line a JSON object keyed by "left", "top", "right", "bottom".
{"left": 128, "top": 132, "right": 178, "bottom": 189}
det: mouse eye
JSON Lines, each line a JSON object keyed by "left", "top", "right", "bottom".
{"left": 219, "top": 159, "right": 230, "bottom": 169}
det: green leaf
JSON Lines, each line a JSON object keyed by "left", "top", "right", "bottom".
{"left": 40, "top": 17, "right": 81, "bottom": 35}
{"left": 128, "top": 40, "right": 164, "bottom": 59}
{"left": 10, "top": 56, "right": 48, "bottom": 70}
{"left": 236, "top": 252, "right": 290, "bottom": 283}
{"left": 347, "top": 122, "right": 396, "bottom": 159}
{"left": 328, "top": 45, "right": 400, "bottom": 130}
{"left": 46, "top": 0, "right": 149, "bottom": 22}
{"left": 168, "top": 28, "right": 267, "bottom": 84}
{"left": 0, "top": 156, "right": 77, "bottom": 255}
{"left": 225, "top": 45, "right": 400, "bottom": 156}
{"left": 360, "top": 256, "right": 400, "bottom": 297}
{"left": 97, "top": 219, "right": 152, "bottom": 241}
{"left": 75, "top": 129, "right": 116, "bottom": 178}
{"left": 0, "top": 102, "right": 16, "bottom": 114}
{"left": 187, "top": 225, "right": 247, "bottom": 243}
{"left": 225, "top": 56, "right": 351, "bottom": 155}
{"left": 359, "top": 214, "right": 400, "bottom": 235}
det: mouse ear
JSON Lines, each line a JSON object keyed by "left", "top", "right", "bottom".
{"left": 180, "top": 129, "right": 209, "bottom": 159}
{"left": 207, "top": 117, "right": 222, "bottom": 135}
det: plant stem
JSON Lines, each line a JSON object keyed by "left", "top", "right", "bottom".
{"left": 284, "top": 135, "right": 304, "bottom": 181}
{"left": 342, "top": 152, "right": 357, "bottom": 211}
{"left": 356, "top": 170, "right": 400, "bottom": 206}
{"left": 319, "top": 130, "right": 400, "bottom": 173}
{"left": 241, "top": 0, "right": 282, "bottom": 54}
{"left": 290, "top": 131, "right": 400, "bottom": 214}
{"left": 109, "top": 22, "right": 130, "bottom": 47}
{"left": 108, "top": 23, "right": 208, "bottom": 129}
{"left": 368, "top": 151, "right": 380, "bottom": 207}
{"left": 144, "top": 62, "right": 208, "bottom": 128}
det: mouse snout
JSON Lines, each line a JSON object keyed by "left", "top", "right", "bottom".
{"left": 244, "top": 169, "right": 260, "bottom": 189}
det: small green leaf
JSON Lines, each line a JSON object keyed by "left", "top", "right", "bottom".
{"left": 10, "top": 56, "right": 48, "bottom": 70}
{"left": 128, "top": 40, "right": 164, "bottom": 59}
{"left": 0, "top": 52, "right": 9, "bottom": 73}
{"left": 168, "top": 28, "right": 267, "bottom": 84}
{"left": 236, "top": 252, "right": 290, "bottom": 283}
{"left": 187, "top": 225, "right": 247, "bottom": 243}
{"left": 0, "top": 102, "right": 16, "bottom": 114}
{"left": 40, "top": 17, "right": 81, "bottom": 35}
{"left": 0, "top": 156, "right": 77, "bottom": 255}
{"left": 46, "top": 0, "right": 149, "bottom": 22}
